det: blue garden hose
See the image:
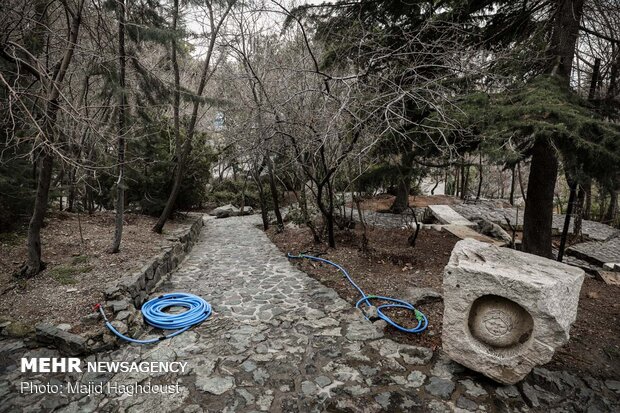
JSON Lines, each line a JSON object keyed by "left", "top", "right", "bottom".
{"left": 287, "top": 253, "right": 428, "bottom": 333}
{"left": 96, "top": 292, "right": 211, "bottom": 344}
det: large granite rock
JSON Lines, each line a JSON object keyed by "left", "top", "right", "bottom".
{"left": 210, "top": 204, "right": 240, "bottom": 218}
{"left": 442, "top": 239, "right": 584, "bottom": 385}
{"left": 209, "top": 204, "right": 253, "bottom": 218}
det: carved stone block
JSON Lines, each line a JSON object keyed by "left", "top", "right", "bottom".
{"left": 442, "top": 239, "right": 584, "bottom": 384}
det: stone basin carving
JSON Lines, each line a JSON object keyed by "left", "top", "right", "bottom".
{"left": 442, "top": 239, "right": 584, "bottom": 384}
{"left": 468, "top": 295, "right": 533, "bottom": 348}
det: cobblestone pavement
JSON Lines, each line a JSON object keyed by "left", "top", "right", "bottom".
{"left": 1, "top": 216, "right": 619, "bottom": 412}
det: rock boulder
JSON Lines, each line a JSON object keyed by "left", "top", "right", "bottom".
{"left": 210, "top": 204, "right": 240, "bottom": 218}
{"left": 442, "top": 239, "right": 584, "bottom": 384}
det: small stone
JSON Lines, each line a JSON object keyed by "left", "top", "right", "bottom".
{"left": 3, "top": 321, "right": 34, "bottom": 338}
{"left": 460, "top": 379, "right": 488, "bottom": 398}
{"left": 315, "top": 376, "right": 332, "bottom": 388}
{"left": 115, "top": 310, "right": 131, "bottom": 322}
{"left": 425, "top": 377, "right": 455, "bottom": 400}
{"left": 345, "top": 321, "right": 383, "bottom": 341}
{"left": 35, "top": 323, "right": 86, "bottom": 355}
{"left": 236, "top": 388, "right": 255, "bottom": 404}
{"left": 241, "top": 360, "right": 257, "bottom": 372}
{"left": 374, "top": 392, "right": 391, "bottom": 409}
{"left": 81, "top": 313, "right": 100, "bottom": 325}
{"left": 110, "top": 320, "right": 128, "bottom": 335}
{"left": 56, "top": 324, "right": 71, "bottom": 331}
{"left": 604, "top": 380, "right": 620, "bottom": 394}
{"left": 390, "top": 375, "right": 407, "bottom": 385}
{"left": 359, "top": 365, "right": 378, "bottom": 376}
{"left": 257, "top": 393, "right": 273, "bottom": 411}
{"left": 400, "top": 345, "right": 433, "bottom": 365}
{"left": 301, "top": 380, "right": 318, "bottom": 397}
{"left": 196, "top": 376, "right": 234, "bottom": 395}
{"left": 521, "top": 383, "right": 540, "bottom": 407}
{"left": 107, "top": 299, "right": 129, "bottom": 313}
{"left": 344, "top": 384, "right": 369, "bottom": 396}
{"left": 495, "top": 385, "right": 520, "bottom": 399}
{"left": 404, "top": 287, "right": 443, "bottom": 305}
{"left": 362, "top": 306, "right": 379, "bottom": 320}
{"left": 406, "top": 370, "right": 426, "bottom": 388}
{"left": 252, "top": 368, "right": 269, "bottom": 385}
{"left": 183, "top": 405, "right": 203, "bottom": 413}
{"left": 456, "top": 396, "right": 479, "bottom": 411}
{"left": 427, "top": 399, "right": 451, "bottom": 413}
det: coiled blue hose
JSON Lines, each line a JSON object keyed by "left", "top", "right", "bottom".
{"left": 96, "top": 292, "right": 211, "bottom": 344}
{"left": 287, "top": 253, "right": 428, "bottom": 333}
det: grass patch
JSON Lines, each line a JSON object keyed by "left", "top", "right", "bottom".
{"left": 48, "top": 264, "right": 92, "bottom": 285}
{"left": 71, "top": 255, "right": 90, "bottom": 265}
{"left": 0, "top": 232, "right": 23, "bottom": 246}
{"left": 604, "top": 346, "right": 620, "bottom": 360}
{"left": 78, "top": 265, "right": 94, "bottom": 273}
{"left": 48, "top": 266, "right": 77, "bottom": 285}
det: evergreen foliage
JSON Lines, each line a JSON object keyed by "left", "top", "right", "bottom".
{"left": 469, "top": 75, "right": 620, "bottom": 184}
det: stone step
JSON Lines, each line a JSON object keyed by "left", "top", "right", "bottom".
{"left": 596, "top": 270, "right": 620, "bottom": 286}
{"left": 427, "top": 205, "right": 476, "bottom": 227}
{"left": 442, "top": 224, "right": 505, "bottom": 246}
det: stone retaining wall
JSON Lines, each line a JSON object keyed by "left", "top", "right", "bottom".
{"left": 31, "top": 213, "right": 205, "bottom": 355}
{"left": 104, "top": 213, "right": 204, "bottom": 307}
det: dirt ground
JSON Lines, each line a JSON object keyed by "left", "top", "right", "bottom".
{"left": 268, "top": 226, "right": 459, "bottom": 351}
{"left": 267, "top": 225, "right": 620, "bottom": 380}
{"left": 0, "top": 211, "right": 188, "bottom": 330}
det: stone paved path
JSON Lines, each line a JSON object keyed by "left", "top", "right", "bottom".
{"left": 1, "top": 215, "right": 619, "bottom": 412}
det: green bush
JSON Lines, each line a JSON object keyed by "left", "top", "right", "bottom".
{"left": 0, "top": 142, "right": 34, "bottom": 232}
{"left": 97, "top": 124, "right": 215, "bottom": 216}
{"left": 206, "top": 179, "right": 272, "bottom": 209}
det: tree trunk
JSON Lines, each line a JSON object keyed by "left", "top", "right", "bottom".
{"left": 454, "top": 166, "right": 460, "bottom": 197}
{"left": 583, "top": 179, "right": 591, "bottom": 220}
{"left": 476, "top": 154, "right": 483, "bottom": 200}
{"left": 326, "top": 180, "right": 336, "bottom": 248}
{"left": 257, "top": 181, "right": 269, "bottom": 230}
{"left": 266, "top": 153, "right": 283, "bottom": 230}
{"left": 558, "top": 178, "right": 577, "bottom": 262}
{"left": 459, "top": 162, "right": 466, "bottom": 199}
{"left": 67, "top": 167, "right": 76, "bottom": 212}
{"left": 588, "top": 58, "right": 601, "bottom": 100}
{"left": 316, "top": 182, "right": 335, "bottom": 248}
{"left": 522, "top": 139, "right": 559, "bottom": 258}
{"left": 573, "top": 183, "right": 585, "bottom": 237}
{"left": 23, "top": 152, "right": 54, "bottom": 276}
{"left": 431, "top": 177, "right": 439, "bottom": 195}
{"left": 21, "top": 0, "right": 85, "bottom": 276}
{"left": 517, "top": 162, "right": 526, "bottom": 201}
{"left": 509, "top": 166, "right": 516, "bottom": 205}
{"left": 522, "top": 0, "right": 584, "bottom": 257}
{"left": 604, "top": 189, "right": 617, "bottom": 224}
{"left": 462, "top": 165, "right": 470, "bottom": 199}
{"left": 299, "top": 179, "right": 320, "bottom": 242}
{"left": 153, "top": 1, "right": 233, "bottom": 233}
{"left": 390, "top": 175, "right": 410, "bottom": 213}
{"left": 109, "top": 0, "right": 127, "bottom": 253}
{"left": 499, "top": 169, "right": 505, "bottom": 199}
